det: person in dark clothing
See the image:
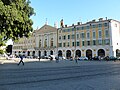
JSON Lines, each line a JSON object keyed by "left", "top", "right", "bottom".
{"left": 18, "top": 55, "right": 24, "bottom": 66}
{"left": 75, "top": 55, "right": 78, "bottom": 63}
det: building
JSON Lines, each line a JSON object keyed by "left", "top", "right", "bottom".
{"left": 12, "top": 31, "right": 36, "bottom": 57}
{"left": 58, "top": 18, "right": 120, "bottom": 59}
{"left": 12, "top": 18, "right": 120, "bottom": 59}
{"left": 34, "top": 24, "right": 58, "bottom": 57}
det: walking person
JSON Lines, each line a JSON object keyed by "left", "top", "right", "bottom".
{"left": 18, "top": 55, "right": 24, "bottom": 66}
{"left": 75, "top": 55, "right": 78, "bottom": 63}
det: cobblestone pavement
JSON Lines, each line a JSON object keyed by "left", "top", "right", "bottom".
{"left": 0, "top": 59, "right": 120, "bottom": 90}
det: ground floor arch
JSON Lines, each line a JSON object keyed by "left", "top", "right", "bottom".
{"left": 58, "top": 50, "right": 62, "bottom": 57}
{"left": 116, "top": 49, "right": 120, "bottom": 57}
{"left": 66, "top": 50, "right": 71, "bottom": 59}
{"left": 32, "top": 51, "right": 35, "bottom": 56}
{"left": 98, "top": 49, "right": 105, "bottom": 57}
{"left": 28, "top": 51, "right": 30, "bottom": 56}
{"left": 38, "top": 51, "right": 41, "bottom": 57}
{"left": 50, "top": 50, "right": 53, "bottom": 55}
{"left": 44, "top": 51, "right": 47, "bottom": 56}
{"left": 86, "top": 49, "right": 92, "bottom": 59}
{"left": 75, "top": 50, "right": 81, "bottom": 57}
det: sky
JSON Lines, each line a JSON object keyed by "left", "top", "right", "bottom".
{"left": 30, "top": 0, "right": 120, "bottom": 30}
{"left": 6, "top": 0, "right": 120, "bottom": 45}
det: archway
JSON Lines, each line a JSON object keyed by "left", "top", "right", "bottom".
{"left": 86, "top": 49, "right": 92, "bottom": 59}
{"left": 50, "top": 50, "right": 53, "bottom": 55}
{"left": 38, "top": 51, "right": 41, "bottom": 57}
{"left": 32, "top": 51, "right": 35, "bottom": 56}
{"left": 75, "top": 50, "right": 81, "bottom": 57}
{"left": 44, "top": 51, "right": 47, "bottom": 56}
{"left": 28, "top": 51, "right": 30, "bottom": 56}
{"left": 66, "top": 50, "right": 71, "bottom": 59}
{"left": 116, "top": 49, "right": 120, "bottom": 57}
{"left": 58, "top": 50, "right": 62, "bottom": 57}
{"left": 98, "top": 49, "right": 105, "bottom": 57}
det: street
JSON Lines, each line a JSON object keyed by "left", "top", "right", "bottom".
{"left": 0, "top": 60, "right": 120, "bottom": 90}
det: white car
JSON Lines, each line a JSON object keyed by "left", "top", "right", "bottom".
{"left": 78, "top": 56, "right": 88, "bottom": 60}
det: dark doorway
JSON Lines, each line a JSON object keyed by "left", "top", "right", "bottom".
{"left": 86, "top": 49, "right": 92, "bottom": 59}
{"left": 50, "top": 50, "right": 53, "bottom": 55}
{"left": 98, "top": 49, "right": 105, "bottom": 57}
{"left": 66, "top": 50, "right": 71, "bottom": 59}
{"left": 58, "top": 50, "right": 62, "bottom": 57}
{"left": 75, "top": 50, "right": 81, "bottom": 57}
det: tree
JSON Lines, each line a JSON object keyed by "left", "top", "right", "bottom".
{"left": 0, "top": 0, "right": 35, "bottom": 47}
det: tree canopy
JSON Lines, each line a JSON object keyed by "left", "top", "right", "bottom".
{"left": 0, "top": 0, "right": 35, "bottom": 47}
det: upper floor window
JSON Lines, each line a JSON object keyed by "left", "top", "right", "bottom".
{"left": 59, "top": 36, "right": 61, "bottom": 40}
{"left": 63, "top": 35, "right": 66, "bottom": 40}
{"left": 77, "top": 34, "right": 79, "bottom": 39}
{"left": 81, "top": 33, "right": 85, "bottom": 39}
{"left": 105, "top": 30, "right": 109, "bottom": 38}
{"left": 86, "top": 26, "right": 90, "bottom": 30}
{"left": 68, "top": 35, "right": 70, "bottom": 39}
{"left": 72, "top": 35, "right": 75, "bottom": 39}
{"left": 98, "top": 24, "right": 102, "bottom": 28}
{"left": 93, "top": 31, "right": 96, "bottom": 39}
{"left": 104, "top": 23, "right": 108, "bottom": 27}
{"left": 98, "top": 30, "right": 102, "bottom": 38}
{"left": 87, "top": 32, "right": 90, "bottom": 39}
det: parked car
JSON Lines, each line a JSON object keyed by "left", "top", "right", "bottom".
{"left": 109, "top": 56, "right": 117, "bottom": 61}
{"left": 78, "top": 56, "right": 88, "bottom": 61}
{"left": 92, "top": 56, "right": 99, "bottom": 60}
{"left": 59, "top": 56, "right": 66, "bottom": 60}
{"left": 117, "top": 57, "right": 120, "bottom": 60}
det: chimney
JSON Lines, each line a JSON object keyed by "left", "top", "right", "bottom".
{"left": 77, "top": 22, "right": 80, "bottom": 25}
{"left": 72, "top": 24, "right": 74, "bottom": 26}
{"left": 99, "top": 18, "right": 103, "bottom": 21}
{"left": 106, "top": 17, "right": 107, "bottom": 20}
{"left": 65, "top": 25, "right": 67, "bottom": 27}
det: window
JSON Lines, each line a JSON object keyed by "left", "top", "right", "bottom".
{"left": 82, "top": 27, "right": 84, "bottom": 30}
{"left": 67, "top": 42, "right": 70, "bottom": 47}
{"left": 77, "top": 34, "right": 79, "bottom": 39}
{"left": 39, "top": 40, "right": 41, "bottom": 47}
{"left": 98, "top": 24, "right": 102, "bottom": 27}
{"left": 68, "top": 35, "right": 70, "bottom": 39}
{"left": 59, "top": 36, "right": 61, "bottom": 40}
{"left": 93, "top": 40, "right": 96, "bottom": 45}
{"left": 87, "top": 32, "right": 90, "bottom": 39}
{"left": 98, "top": 40, "right": 102, "bottom": 45}
{"left": 105, "top": 30, "right": 109, "bottom": 38}
{"left": 63, "top": 43, "right": 66, "bottom": 47}
{"left": 98, "top": 30, "right": 102, "bottom": 38}
{"left": 87, "top": 41, "right": 90, "bottom": 46}
{"left": 104, "top": 23, "right": 108, "bottom": 27}
{"left": 72, "top": 28, "right": 75, "bottom": 31}
{"left": 63, "top": 35, "right": 66, "bottom": 40}
{"left": 92, "top": 25, "right": 96, "bottom": 28}
{"left": 93, "top": 31, "right": 96, "bottom": 39}
{"left": 72, "top": 42, "right": 74, "bottom": 46}
{"left": 105, "top": 39, "right": 110, "bottom": 45}
{"left": 72, "top": 35, "right": 75, "bottom": 39}
{"left": 51, "top": 38, "right": 53, "bottom": 47}
{"left": 82, "top": 41, "right": 84, "bottom": 46}
{"left": 81, "top": 33, "right": 85, "bottom": 39}
{"left": 59, "top": 43, "right": 62, "bottom": 47}
{"left": 86, "top": 26, "right": 90, "bottom": 29}
{"left": 77, "top": 42, "right": 80, "bottom": 46}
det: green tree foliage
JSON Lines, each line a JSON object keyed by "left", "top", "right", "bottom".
{"left": 0, "top": 0, "right": 35, "bottom": 47}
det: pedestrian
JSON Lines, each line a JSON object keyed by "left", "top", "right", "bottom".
{"left": 55, "top": 56, "right": 59, "bottom": 63}
{"left": 18, "top": 55, "right": 24, "bottom": 66}
{"left": 75, "top": 55, "right": 78, "bottom": 63}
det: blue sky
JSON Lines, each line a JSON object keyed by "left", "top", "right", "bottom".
{"left": 30, "top": 0, "right": 120, "bottom": 29}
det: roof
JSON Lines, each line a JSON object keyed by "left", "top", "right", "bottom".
{"left": 35, "top": 24, "right": 57, "bottom": 34}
